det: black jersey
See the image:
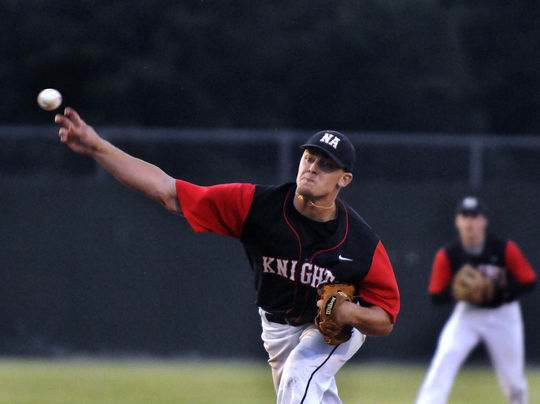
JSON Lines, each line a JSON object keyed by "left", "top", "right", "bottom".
{"left": 429, "top": 234, "right": 536, "bottom": 307}
{"left": 176, "top": 180, "right": 400, "bottom": 325}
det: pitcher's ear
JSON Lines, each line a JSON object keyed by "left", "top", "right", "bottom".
{"left": 338, "top": 172, "right": 353, "bottom": 188}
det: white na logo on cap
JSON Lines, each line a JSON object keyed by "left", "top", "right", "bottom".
{"left": 463, "top": 197, "right": 478, "bottom": 209}
{"left": 319, "top": 132, "right": 341, "bottom": 149}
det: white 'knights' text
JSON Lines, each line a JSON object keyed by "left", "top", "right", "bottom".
{"left": 262, "top": 256, "right": 335, "bottom": 287}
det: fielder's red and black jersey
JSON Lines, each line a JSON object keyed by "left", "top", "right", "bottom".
{"left": 176, "top": 180, "right": 400, "bottom": 326}
{"left": 428, "top": 234, "right": 536, "bottom": 307}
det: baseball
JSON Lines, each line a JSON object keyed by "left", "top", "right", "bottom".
{"left": 37, "top": 88, "right": 62, "bottom": 111}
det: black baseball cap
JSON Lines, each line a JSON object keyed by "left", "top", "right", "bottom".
{"left": 300, "top": 130, "right": 356, "bottom": 172}
{"left": 455, "top": 196, "right": 487, "bottom": 216}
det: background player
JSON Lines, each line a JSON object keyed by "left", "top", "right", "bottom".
{"left": 416, "top": 196, "right": 537, "bottom": 404}
{"left": 55, "top": 107, "right": 400, "bottom": 403}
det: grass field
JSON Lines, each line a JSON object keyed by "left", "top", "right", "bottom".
{"left": 0, "top": 358, "right": 538, "bottom": 403}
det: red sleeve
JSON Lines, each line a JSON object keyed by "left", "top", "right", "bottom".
{"left": 358, "top": 241, "right": 400, "bottom": 323}
{"left": 505, "top": 240, "right": 537, "bottom": 284}
{"left": 176, "top": 180, "right": 256, "bottom": 238}
{"left": 428, "top": 249, "right": 453, "bottom": 294}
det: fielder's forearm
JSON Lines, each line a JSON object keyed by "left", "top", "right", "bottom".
{"left": 91, "top": 138, "right": 181, "bottom": 214}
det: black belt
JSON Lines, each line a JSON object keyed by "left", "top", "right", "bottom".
{"left": 265, "top": 312, "right": 290, "bottom": 325}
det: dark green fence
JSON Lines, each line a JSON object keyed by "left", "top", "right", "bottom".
{"left": 1, "top": 127, "right": 538, "bottom": 362}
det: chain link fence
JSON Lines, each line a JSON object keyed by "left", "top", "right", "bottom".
{"left": 1, "top": 126, "right": 538, "bottom": 361}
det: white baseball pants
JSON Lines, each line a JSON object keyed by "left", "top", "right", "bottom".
{"left": 416, "top": 301, "right": 527, "bottom": 404}
{"left": 259, "top": 308, "right": 366, "bottom": 404}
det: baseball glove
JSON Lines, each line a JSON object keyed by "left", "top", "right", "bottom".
{"left": 315, "top": 283, "right": 356, "bottom": 345}
{"left": 452, "top": 264, "right": 495, "bottom": 304}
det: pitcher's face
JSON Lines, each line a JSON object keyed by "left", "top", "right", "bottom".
{"left": 295, "top": 149, "right": 351, "bottom": 199}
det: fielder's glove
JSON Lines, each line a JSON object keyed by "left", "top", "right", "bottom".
{"left": 315, "top": 283, "right": 356, "bottom": 345}
{"left": 452, "top": 264, "right": 495, "bottom": 305}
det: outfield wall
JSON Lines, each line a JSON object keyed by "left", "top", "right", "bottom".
{"left": 1, "top": 128, "right": 538, "bottom": 362}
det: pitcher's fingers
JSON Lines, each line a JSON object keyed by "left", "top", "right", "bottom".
{"left": 54, "top": 114, "right": 72, "bottom": 128}
{"left": 64, "top": 107, "right": 83, "bottom": 126}
{"left": 58, "top": 127, "right": 69, "bottom": 142}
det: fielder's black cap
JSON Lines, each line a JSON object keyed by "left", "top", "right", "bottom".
{"left": 300, "top": 130, "right": 356, "bottom": 172}
{"left": 455, "top": 196, "right": 487, "bottom": 216}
